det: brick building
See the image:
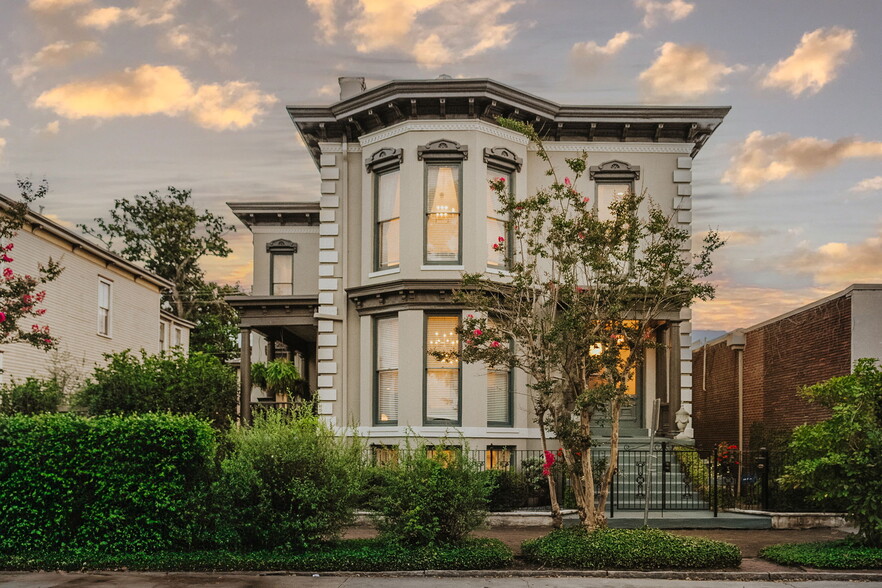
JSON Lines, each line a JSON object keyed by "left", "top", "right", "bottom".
{"left": 692, "top": 284, "right": 882, "bottom": 451}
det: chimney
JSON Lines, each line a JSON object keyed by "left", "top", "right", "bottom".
{"left": 338, "top": 77, "right": 366, "bottom": 101}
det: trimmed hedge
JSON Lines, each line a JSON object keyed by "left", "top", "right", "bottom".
{"left": 761, "top": 540, "right": 882, "bottom": 569}
{"left": 522, "top": 528, "right": 741, "bottom": 570}
{"left": 0, "top": 538, "right": 513, "bottom": 572}
{"left": 0, "top": 413, "right": 216, "bottom": 554}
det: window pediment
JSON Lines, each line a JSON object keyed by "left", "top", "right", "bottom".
{"left": 483, "top": 147, "right": 522, "bottom": 173}
{"left": 417, "top": 139, "right": 468, "bottom": 161}
{"left": 589, "top": 160, "right": 641, "bottom": 182}
{"left": 365, "top": 147, "right": 403, "bottom": 173}
{"left": 266, "top": 239, "right": 298, "bottom": 253}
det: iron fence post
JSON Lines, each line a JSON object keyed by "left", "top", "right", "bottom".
{"left": 661, "top": 442, "right": 667, "bottom": 512}
{"left": 760, "top": 446, "right": 770, "bottom": 511}
{"left": 610, "top": 458, "right": 616, "bottom": 519}
{"left": 713, "top": 445, "right": 718, "bottom": 517}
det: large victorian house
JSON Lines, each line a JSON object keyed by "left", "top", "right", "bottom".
{"left": 227, "top": 76, "right": 728, "bottom": 452}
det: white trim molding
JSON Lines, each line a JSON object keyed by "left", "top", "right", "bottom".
{"left": 360, "top": 120, "right": 530, "bottom": 147}
{"left": 531, "top": 142, "right": 693, "bottom": 154}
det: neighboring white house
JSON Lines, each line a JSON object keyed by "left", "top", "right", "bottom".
{"left": 0, "top": 194, "right": 189, "bottom": 386}
{"left": 227, "top": 76, "right": 729, "bottom": 449}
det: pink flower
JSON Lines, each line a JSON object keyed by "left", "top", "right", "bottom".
{"left": 473, "top": 329, "right": 483, "bottom": 336}
{"left": 0, "top": 312, "right": 5, "bottom": 323}
{"left": 492, "top": 243, "right": 500, "bottom": 251}
{"left": 22, "top": 295, "right": 32, "bottom": 304}
{"left": 4, "top": 243, "right": 12, "bottom": 251}
{"left": 1, "top": 254, "right": 12, "bottom": 263}
{"left": 43, "top": 338, "right": 52, "bottom": 344}
{"left": 542, "top": 450, "right": 555, "bottom": 476}
{"left": 465, "top": 339, "right": 473, "bottom": 345}
{"left": 31, "top": 324, "right": 40, "bottom": 332}
{"left": 36, "top": 309, "right": 46, "bottom": 316}
{"left": 467, "top": 314, "right": 474, "bottom": 319}
{"left": 498, "top": 177, "right": 505, "bottom": 183}
{"left": 490, "top": 341, "right": 500, "bottom": 348}
{"left": 564, "top": 177, "right": 571, "bottom": 186}
{"left": 35, "top": 291, "right": 45, "bottom": 302}
{"left": 583, "top": 197, "right": 590, "bottom": 203}
{"left": 3, "top": 268, "right": 12, "bottom": 279}
{"left": 497, "top": 236, "right": 505, "bottom": 242}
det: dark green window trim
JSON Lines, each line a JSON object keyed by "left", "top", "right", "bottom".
{"left": 374, "top": 167, "right": 401, "bottom": 272}
{"left": 423, "top": 312, "right": 462, "bottom": 426}
{"left": 487, "top": 336, "right": 514, "bottom": 427}
{"left": 423, "top": 162, "right": 463, "bottom": 266}
{"left": 486, "top": 165, "right": 514, "bottom": 271}
{"left": 373, "top": 313, "right": 399, "bottom": 426}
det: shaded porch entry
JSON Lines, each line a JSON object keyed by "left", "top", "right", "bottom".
{"left": 226, "top": 295, "right": 319, "bottom": 423}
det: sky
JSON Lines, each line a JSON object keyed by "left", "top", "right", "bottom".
{"left": 1, "top": 0, "right": 881, "bottom": 334}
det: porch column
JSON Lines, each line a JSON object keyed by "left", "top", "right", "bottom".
{"left": 667, "top": 322, "right": 682, "bottom": 433}
{"left": 267, "top": 339, "right": 276, "bottom": 362}
{"left": 240, "top": 327, "right": 252, "bottom": 424}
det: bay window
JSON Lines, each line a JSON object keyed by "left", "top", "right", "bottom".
{"left": 425, "top": 314, "right": 460, "bottom": 424}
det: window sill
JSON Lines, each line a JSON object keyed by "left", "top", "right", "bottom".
{"left": 420, "top": 265, "right": 464, "bottom": 271}
{"left": 485, "top": 267, "right": 511, "bottom": 276}
{"left": 368, "top": 267, "right": 401, "bottom": 278}
{"left": 97, "top": 332, "right": 112, "bottom": 340}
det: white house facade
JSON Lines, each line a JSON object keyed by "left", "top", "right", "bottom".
{"left": 228, "top": 77, "right": 729, "bottom": 450}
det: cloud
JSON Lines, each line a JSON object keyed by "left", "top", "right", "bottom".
{"left": 77, "top": 0, "right": 181, "bottom": 29}
{"left": 40, "top": 120, "right": 61, "bottom": 135}
{"left": 722, "top": 130, "right": 882, "bottom": 192}
{"left": 639, "top": 42, "right": 737, "bottom": 102}
{"left": 306, "top": 0, "right": 339, "bottom": 43}
{"left": 571, "top": 31, "right": 633, "bottom": 66}
{"left": 783, "top": 228, "right": 882, "bottom": 288}
{"left": 692, "top": 283, "right": 826, "bottom": 331}
{"left": 0, "top": 137, "right": 5, "bottom": 160}
{"left": 850, "top": 176, "right": 882, "bottom": 193}
{"left": 307, "top": 0, "right": 521, "bottom": 69}
{"left": 635, "top": 0, "right": 693, "bottom": 28}
{"left": 161, "top": 24, "right": 235, "bottom": 58}
{"left": 9, "top": 40, "right": 102, "bottom": 85}
{"left": 34, "top": 64, "right": 276, "bottom": 131}
{"left": 762, "top": 27, "right": 855, "bottom": 97}
{"left": 0, "top": 119, "right": 9, "bottom": 128}
{"left": 28, "top": 0, "right": 90, "bottom": 12}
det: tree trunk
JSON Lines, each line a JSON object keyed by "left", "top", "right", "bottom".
{"left": 539, "top": 420, "right": 563, "bottom": 529}
{"left": 596, "top": 397, "right": 622, "bottom": 519}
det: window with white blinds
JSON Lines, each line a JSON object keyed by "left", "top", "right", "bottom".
{"left": 486, "top": 168, "right": 511, "bottom": 269}
{"left": 376, "top": 169, "right": 400, "bottom": 269}
{"left": 271, "top": 252, "right": 294, "bottom": 295}
{"left": 425, "top": 315, "right": 460, "bottom": 423}
{"left": 375, "top": 316, "right": 399, "bottom": 424}
{"left": 97, "top": 279, "right": 111, "bottom": 336}
{"left": 425, "top": 164, "right": 461, "bottom": 264}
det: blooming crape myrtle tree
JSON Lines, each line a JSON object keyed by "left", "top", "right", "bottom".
{"left": 0, "top": 178, "right": 62, "bottom": 350}
{"left": 448, "top": 119, "right": 722, "bottom": 530}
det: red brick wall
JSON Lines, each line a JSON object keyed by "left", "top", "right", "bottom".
{"left": 692, "top": 295, "right": 851, "bottom": 451}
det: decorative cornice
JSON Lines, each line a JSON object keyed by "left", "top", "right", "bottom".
{"left": 266, "top": 238, "right": 298, "bottom": 253}
{"left": 365, "top": 147, "right": 403, "bottom": 173}
{"left": 361, "top": 120, "right": 530, "bottom": 147}
{"left": 589, "top": 160, "right": 641, "bottom": 181}
{"left": 483, "top": 146, "right": 523, "bottom": 173}
{"left": 346, "top": 279, "right": 468, "bottom": 316}
{"left": 531, "top": 142, "right": 692, "bottom": 153}
{"left": 252, "top": 226, "right": 320, "bottom": 234}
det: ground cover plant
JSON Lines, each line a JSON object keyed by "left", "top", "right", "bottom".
{"left": 0, "top": 538, "right": 513, "bottom": 572}
{"left": 522, "top": 527, "right": 741, "bottom": 570}
{"left": 761, "top": 540, "right": 882, "bottom": 569}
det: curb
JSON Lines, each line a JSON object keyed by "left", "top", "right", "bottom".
{"left": 256, "top": 569, "right": 882, "bottom": 581}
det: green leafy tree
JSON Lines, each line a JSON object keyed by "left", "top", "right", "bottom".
{"left": 449, "top": 119, "right": 722, "bottom": 530}
{"left": 0, "top": 178, "right": 62, "bottom": 351}
{"left": 79, "top": 187, "right": 240, "bottom": 359}
{"left": 0, "top": 377, "right": 63, "bottom": 415}
{"left": 783, "top": 358, "right": 882, "bottom": 546}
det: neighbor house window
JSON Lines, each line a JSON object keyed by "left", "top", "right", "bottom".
{"left": 271, "top": 252, "right": 294, "bottom": 295}
{"left": 486, "top": 168, "right": 511, "bottom": 269}
{"left": 375, "top": 169, "right": 401, "bottom": 270}
{"left": 174, "top": 327, "right": 183, "bottom": 347}
{"left": 159, "top": 322, "right": 166, "bottom": 350}
{"left": 425, "top": 315, "right": 460, "bottom": 424}
{"left": 375, "top": 315, "right": 399, "bottom": 425}
{"left": 425, "top": 164, "right": 462, "bottom": 264}
{"left": 97, "top": 278, "right": 111, "bottom": 336}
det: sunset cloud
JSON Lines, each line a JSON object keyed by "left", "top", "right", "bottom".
{"left": 28, "top": 0, "right": 90, "bottom": 12}
{"left": 307, "top": 0, "right": 521, "bottom": 68}
{"left": 34, "top": 64, "right": 275, "bottom": 131}
{"left": 0, "top": 119, "right": 10, "bottom": 129}
{"left": 692, "top": 283, "right": 826, "bottom": 331}
{"left": 722, "top": 130, "right": 882, "bottom": 192}
{"left": 77, "top": 6, "right": 123, "bottom": 29}
{"left": 571, "top": 31, "right": 634, "bottom": 69}
{"left": 39, "top": 120, "right": 61, "bottom": 135}
{"left": 850, "top": 176, "right": 882, "bottom": 193}
{"left": 762, "top": 27, "right": 855, "bottom": 97}
{"left": 639, "top": 42, "right": 737, "bottom": 101}
{"left": 784, "top": 228, "right": 882, "bottom": 288}
{"left": 162, "top": 24, "right": 235, "bottom": 58}
{"left": 77, "top": 0, "right": 181, "bottom": 29}
{"left": 635, "top": 0, "right": 694, "bottom": 28}
{"left": 9, "top": 40, "right": 102, "bottom": 85}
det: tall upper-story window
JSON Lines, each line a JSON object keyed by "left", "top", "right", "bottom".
{"left": 486, "top": 318, "right": 513, "bottom": 427}
{"left": 425, "top": 314, "right": 461, "bottom": 424}
{"left": 366, "top": 147, "right": 404, "bottom": 271}
{"left": 419, "top": 139, "right": 467, "bottom": 265}
{"left": 484, "top": 147, "right": 522, "bottom": 270}
{"left": 374, "top": 315, "right": 399, "bottom": 425}
{"left": 589, "top": 160, "right": 641, "bottom": 222}
{"left": 97, "top": 278, "right": 111, "bottom": 336}
{"left": 267, "top": 239, "right": 298, "bottom": 295}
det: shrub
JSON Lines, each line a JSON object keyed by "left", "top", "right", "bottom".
{"left": 522, "top": 527, "right": 741, "bottom": 570}
{"left": 0, "top": 538, "right": 513, "bottom": 572}
{"left": 74, "top": 350, "right": 237, "bottom": 427}
{"left": 0, "top": 413, "right": 216, "bottom": 553}
{"left": 761, "top": 540, "right": 882, "bottom": 569}
{"left": 0, "top": 378, "right": 62, "bottom": 415}
{"left": 251, "top": 359, "right": 312, "bottom": 403}
{"left": 373, "top": 441, "right": 491, "bottom": 546}
{"left": 782, "top": 359, "right": 882, "bottom": 546}
{"left": 484, "top": 469, "right": 528, "bottom": 511}
{"left": 213, "top": 407, "right": 365, "bottom": 550}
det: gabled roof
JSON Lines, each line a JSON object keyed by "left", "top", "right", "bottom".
{"left": 288, "top": 77, "right": 731, "bottom": 168}
{"left": 0, "top": 193, "right": 173, "bottom": 290}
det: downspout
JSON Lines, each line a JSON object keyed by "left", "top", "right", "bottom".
{"left": 726, "top": 329, "right": 746, "bottom": 497}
